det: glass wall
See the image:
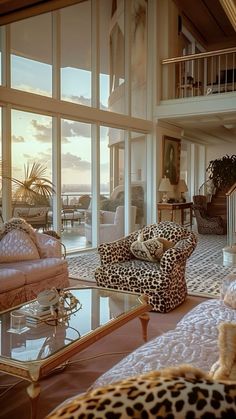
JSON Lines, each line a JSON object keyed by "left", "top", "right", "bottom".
{"left": 11, "top": 110, "right": 52, "bottom": 225}
{"left": 99, "top": 126, "right": 125, "bottom": 244}
{"left": 11, "top": 14, "right": 52, "bottom": 96}
{"left": 131, "top": 131, "right": 147, "bottom": 227}
{"left": 60, "top": 2, "right": 91, "bottom": 105}
{"left": 61, "top": 118, "right": 92, "bottom": 251}
{"left": 0, "top": 0, "right": 150, "bottom": 253}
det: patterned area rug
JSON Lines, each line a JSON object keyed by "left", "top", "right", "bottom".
{"left": 67, "top": 233, "right": 236, "bottom": 298}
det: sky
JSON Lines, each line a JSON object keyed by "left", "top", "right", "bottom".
{"left": 10, "top": 54, "right": 111, "bottom": 188}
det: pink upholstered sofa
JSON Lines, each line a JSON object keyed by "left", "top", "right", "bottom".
{"left": 0, "top": 228, "right": 69, "bottom": 311}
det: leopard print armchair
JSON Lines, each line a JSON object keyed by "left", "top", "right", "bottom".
{"left": 95, "top": 221, "right": 197, "bottom": 313}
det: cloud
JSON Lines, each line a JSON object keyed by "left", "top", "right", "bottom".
{"left": 31, "top": 119, "right": 52, "bottom": 143}
{"left": 12, "top": 135, "right": 25, "bottom": 143}
{"left": 23, "top": 151, "right": 52, "bottom": 168}
{"left": 30, "top": 118, "right": 93, "bottom": 143}
{"left": 62, "top": 152, "right": 91, "bottom": 171}
{"left": 62, "top": 120, "right": 91, "bottom": 140}
{"left": 64, "top": 94, "right": 108, "bottom": 111}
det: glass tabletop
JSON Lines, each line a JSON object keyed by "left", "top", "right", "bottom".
{"left": 0, "top": 287, "right": 145, "bottom": 363}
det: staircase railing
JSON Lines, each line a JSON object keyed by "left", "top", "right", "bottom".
{"left": 226, "top": 182, "right": 236, "bottom": 246}
{"left": 161, "top": 47, "right": 236, "bottom": 100}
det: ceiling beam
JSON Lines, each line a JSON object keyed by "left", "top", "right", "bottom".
{"left": 0, "top": 0, "right": 84, "bottom": 26}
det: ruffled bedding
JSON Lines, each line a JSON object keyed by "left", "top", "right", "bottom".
{"left": 92, "top": 299, "right": 236, "bottom": 388}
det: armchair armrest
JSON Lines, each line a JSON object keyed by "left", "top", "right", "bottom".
{"left": 101, "top": 210, "right": 116, "bottom": 224}
{"left": 98, "top": 230, "right": 139, "bottom": 265}
{"left": 160, "top": 232, "right": 197, "bottom": 271}
{"left": 174, "top": 233, "right": 198, "bottom": 258}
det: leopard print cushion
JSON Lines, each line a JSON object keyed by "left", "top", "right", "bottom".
{"left": 47, "top": 365, "right": 236, "bottom": 418}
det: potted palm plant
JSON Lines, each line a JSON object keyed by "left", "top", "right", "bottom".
{"left": 11, "top": 162, "right": 55, "bottom": 206}
{"left": 206, "top": 154, "right": 236, "bottom": 191}
{"left": 0, "top": 162, "right": 55, "bottom": 227}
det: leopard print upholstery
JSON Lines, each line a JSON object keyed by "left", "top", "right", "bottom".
{"left": 95, "top": 221, "right": 197, "bottom": 312}
{"left": 47, "top": 365, "right": 236, "bottom": 418}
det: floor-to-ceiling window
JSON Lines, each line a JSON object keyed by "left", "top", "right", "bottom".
{"left": 11, "top": 13, "right": 52, "bottom": 97}
{"left": 60, "top": 1, "right": 92, "bottom": 105}
{"left": 61, "top": 118, "right": 92, "bottom": 250}
{"left": 0, "top": 0, "right": 152, "bottom": 253}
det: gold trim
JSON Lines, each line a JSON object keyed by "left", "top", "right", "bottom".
{"left": 219, "top": 0, "right": 236, "bottom": 32}
{"left": 162, "top": 46, "right": 236, "bottom": 64}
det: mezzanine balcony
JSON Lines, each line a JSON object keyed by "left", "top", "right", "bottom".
{"left": 161, "top": 47, "right": 236, "bottom": 101}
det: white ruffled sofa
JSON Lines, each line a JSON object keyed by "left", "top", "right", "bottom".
{"left": 47, "top": 275, "right": 236, "bottom": 418}
{"left": 0, "top": 219, "right": 69, "bottom": 311}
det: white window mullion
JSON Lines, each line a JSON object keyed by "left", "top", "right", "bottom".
{"left": 147, "top": 133, "right": 156, "bottom": 223}
{"left": 1, "top": 25, "right": 10, "bottom": 88}
{"left": 52, "top": 10, "right": 61, "bottom": 100}
{"left": 146, "top": 0, "right": 156, "bottom": 224}
{"left": 124, "top": 0, "right": 131, "bottom": 116}
{"left": 124, "top": 0, "right": 131, "bottom": 233}
{"left": 1, "top": 26, "right": 12, "bottom": 221}
{"left": 2, "top": 105, "right": 12, "bottom": 222}
{"left": 124, "top": 131, "right": 131, "bottom": 235}
{"left": 52, "top": 116, "right": 62, "bottom": 234}
{"left": 51, "top": 10, "right": 61, "bottom": 234}
{"left": 91, "top": 124, "right": 100, "bottom": 247}
{"left": 91, "top": 0, "right": 100, "bottom": 246}
{"left": 91, "top": 0, "right": 99, "bottom": 109}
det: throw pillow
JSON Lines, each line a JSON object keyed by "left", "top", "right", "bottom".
{"left": 209, "top": 322, "right": 236, "bottom": 381}
{"left": 46, "top": 365, "right": 236, "bottom": 419}
{"left": 131, "top": 233, "right": 163, "bottom": 262}
{"left": 156, "top": 236, "right": 175, "bottom": 251}
{"left": 0, "top": 229, "right": 40, "bottom": 262}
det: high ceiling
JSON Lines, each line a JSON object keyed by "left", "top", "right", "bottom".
{"left": 169, "top": 0, "right": 236, "bottom": 144}
{"left": 174, "top": 0, "right": 236, "bottom": 48}
{"left": 1, "top": 0, "right": 236, "bottom": 145}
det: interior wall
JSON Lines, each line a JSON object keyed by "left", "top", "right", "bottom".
{"left": 156, "top": 121, "right": 182, "bottom": 202}
{"left": 206, "top": 143, "right": 236, "bottom": 166}
{"left": 156, "top": 0, "right": 179, "bottom": 103}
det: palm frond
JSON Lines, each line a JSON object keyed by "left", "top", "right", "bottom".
{"left": 10, "top": 162, "right": 55, "bottom": 206}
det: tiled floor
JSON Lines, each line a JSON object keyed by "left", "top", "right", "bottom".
{"left": 60, "top": 221, "right": 92, "bottom": 254}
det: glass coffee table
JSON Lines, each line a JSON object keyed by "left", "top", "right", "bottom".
{"left": 0, "top": 287, "right": 151, "bottom": 419}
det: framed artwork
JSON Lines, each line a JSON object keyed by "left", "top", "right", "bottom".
{"left": 162, "top": 136, "right": 181, "bottom": 185}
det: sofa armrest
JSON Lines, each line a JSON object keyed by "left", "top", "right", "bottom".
{"left": 35, "top": 232, "right": 62, "bottom": 258}
{"left": 98, "top": 230, "right": 139, "bottom": 265}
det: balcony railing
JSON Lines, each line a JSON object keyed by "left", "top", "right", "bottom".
{"left": 161, "top": 47, "right": 236, "bottom": 100}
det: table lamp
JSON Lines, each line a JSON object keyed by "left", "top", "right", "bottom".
{"left": 159, "top": 177, "right": 174, "bottom": 202}
{"left": 178, "top": 179, "right": 188, "bottom": 202}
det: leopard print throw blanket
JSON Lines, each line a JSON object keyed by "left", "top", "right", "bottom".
{"left": 0, "top": 217, "right": 37, "bottom": 244}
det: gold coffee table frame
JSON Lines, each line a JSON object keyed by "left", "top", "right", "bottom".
{"left": 0, "top": 287, "right": 151, "bottom": 419}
